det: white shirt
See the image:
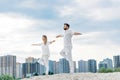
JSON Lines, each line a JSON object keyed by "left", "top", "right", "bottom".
{"left": 63, "top": 30, "right": 73, "bottom": 47}
{"left": 41, "top": 42, "right": 50, "bottom": 56}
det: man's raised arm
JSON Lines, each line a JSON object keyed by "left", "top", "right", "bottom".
{"left": 32, "top": 43, "right": 42, "bottom": 46}
{"left": 50, "top": 40, "right": 55, "bottom": 44}
{"left": 73, "top": 32, "right": 82, "bottom": 35}
{"left": 56, "top": 35, "right": 64, "bottom": 38}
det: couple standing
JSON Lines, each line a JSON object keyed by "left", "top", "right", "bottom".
{"left": 32, "top": 23, "right": 82, "bottom": 75}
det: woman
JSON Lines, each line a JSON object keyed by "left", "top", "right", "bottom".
{"left": 32, "top": 35, "right": 55, "bottom": 75}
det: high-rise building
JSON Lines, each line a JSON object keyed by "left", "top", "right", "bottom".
{"left": 26, "top": 57, "right": 36, "bottom": 63}
{"left": 16, "top": 62, "right": 22, "bottom": 79}
{"left": 75, "top": 68, "right": 79, "bottom": 73}
{"left": 113, "top": 55, "right": 120, "bottom": 68}
{"left": 103, "top": 58, "right": 113, "bottom": 69}
{"left": 49, "top": 60, "right": 56, "bottom": 74}
{"left": 99, "top": 58, "right": 113, "bottom": 70}
{"left": 22, "top": 63, "right": 31, "bottom": 77}
{"left": 0, "top": 55, "right": 16, "bottom": 77}
{"left": 99, "top": 61, "right": 107, "bottom": 69}
{"left": 22, "top": 62, "right": 42, "bottom": 77}
{"left": 39, "top": 64, "right": 45, "bottom": 75}
{"left": 78, "top": 60, "right": 88, "bottom": 73}
{"left": 53, "top": 61, "right": 57, "bottom": 74}
{"left": 59, "top": 58, "right": 70, "bottom": 73}
{"left": 73, "top": 61, "right": 77, "bottom": 73}
{"left": 88, "top": 59, "right": 97, "bottom": 73}
{"left": 55, "top": 61, "right": 59, "bottom": 74}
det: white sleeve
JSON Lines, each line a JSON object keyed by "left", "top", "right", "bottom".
{"left": 61, "top": 34, "right": 64, "bottom": 37}
{"left": 47, "top": 42, "right": 51, "bottom": 45}
{"left": 69, "top": 30, "right": 74, "bottom": 36}
{"left": 41, "top": 43, "right": 43, "bottom": 46}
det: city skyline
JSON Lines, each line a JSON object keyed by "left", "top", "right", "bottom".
{"left": 0, "top": 0, "right": 120, "bottom": 63}
{"left": 19, "top": 55, "right": 120, "bottom": 70}
{"left": 0, "top": 55, "right": 120, "bottom": 78}
{"left": 1, "top": 54, "right": 119, "bottom": 67}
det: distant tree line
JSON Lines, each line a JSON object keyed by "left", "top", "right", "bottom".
{"left": 0, "top": 75, "right": 20, "bottom": 80}
{"left": 99, "top": 68, "right": 120, "bottom": 73}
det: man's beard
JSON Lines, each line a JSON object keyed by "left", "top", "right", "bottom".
{"left": 64, "top": 28, "right": 67, "bottom": 30}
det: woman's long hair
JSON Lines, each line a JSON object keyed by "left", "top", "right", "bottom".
{"left": 42, "top": 35, "right": 47, "bottom": 45}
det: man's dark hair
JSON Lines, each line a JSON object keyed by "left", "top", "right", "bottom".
{"left": 64, "top": 23, "right": 70, "bottom": 28}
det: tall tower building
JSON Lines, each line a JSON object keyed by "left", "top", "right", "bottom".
{"left": 78, "top": 60, "right": 88, "bottom": 73}
{"left": 22, "top": 62, "right": 41, "bottom": 77}
{"left": 0, "top": 55, "right": 16, "bottom": 77}
{"left": 49, "top": 60, "right": 56, "bottom": 74}
{"left": 99, "top": 58, "right": 113, "bottom": 70}
{"left": 59, "top": 58, "right": 70, "bottom": 73}
{"left": 73, "top": 61, "right": 77, "bottom": 73}
{"left": 55, "top": 61, "right": 59, "bottom": 74}
{"left": 88, "top": 59, "right": 97, "bottom": 73}
{"left": 99, "top": 61, "right": 107, "bottom": 69}
{"left": 113, "top": 55, "right": 120, "bottom": 68}
{"left": 16, "top": 62, "right": 22, "bottom": 78}
{"left": 26, "top": 57, "right": 35, "bottom": 63}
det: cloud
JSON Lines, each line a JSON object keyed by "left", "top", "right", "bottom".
{"left": 0, "top": 12, "right": 56, "bottom": 53}
{"left": 57, "top": 0, "right": 120, "bottom": 21}
{"left": 72, "top": 30, "right": 120, "bottom": 62}
{"left": 74, "top": 30, "right": 120, "bottom": 46}
{"left": 0, "top": 13, "right": 34, "bottom": 39}
{"left": 0, "top": 13, "right": 34, "bottom": 52}
{"left": 17, "top": 0, "right": 69, "bottom": 9}
{"left": 16, "top": 0, "right": 46, "bottom": 9}
{"left": 0, "top": 12, "right": 119, "bottom": 63}
{"left": 0, "top": 12, "right": 63, "bottom": 63}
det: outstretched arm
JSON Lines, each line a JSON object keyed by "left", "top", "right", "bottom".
{"left": 50, "top": 40, "right": 55, "bottom": 44}
{"left": 56, "top": 35, "right": 64, "bottom": 38}
{"left": 73, "top": 32, "right": 82, "bottom": 35}
{"left": 32, "top": 43, "right": 42, "bottom": 46}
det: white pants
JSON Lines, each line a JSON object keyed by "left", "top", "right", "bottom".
{"left": 39, "top": 55, "right": 49, "bottom": 75}
{"left": 60, "top": 46, "right": 74, "bottom": 73}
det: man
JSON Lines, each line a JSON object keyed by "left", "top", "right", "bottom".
{"left": 56, "top": 23, "right": 82, "bottom": 73}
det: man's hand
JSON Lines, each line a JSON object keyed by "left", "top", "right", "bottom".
{"left": 32, "top": 44, "right": 36, "bottom": 46}
{"left": 32, "top": 44, "right": 41, "bottom": 46}
{"left": 52, "top": 40, "right": 55, "bottom": 42}
{"left": 56, "top": 35, "right": 63, "bottom": 38}
{"left": 50, "top": 40, "right": 55, "bottom": 44}
{"left": 73, "top": 32, "right": 82, "bottom": 35}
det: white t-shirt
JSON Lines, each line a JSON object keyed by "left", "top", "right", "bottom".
{"left": 41, "top": 42, "right": 50, "bottom": 56}
{"left": 63, "top": 30, "right": 73, "bottom": 47}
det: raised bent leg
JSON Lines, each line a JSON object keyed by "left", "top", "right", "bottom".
{"left": 60, "top": 48, "right": 67, "bottom": 59}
